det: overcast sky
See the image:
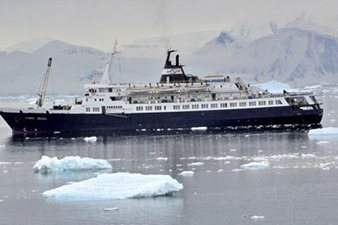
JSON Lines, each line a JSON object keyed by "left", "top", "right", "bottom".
{"left": 1, "top": 0, "right": 338, "bottom": 51}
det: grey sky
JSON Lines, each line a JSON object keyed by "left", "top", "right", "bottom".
{"left": 1, "top": 0, "right": 338, "bottom": 51}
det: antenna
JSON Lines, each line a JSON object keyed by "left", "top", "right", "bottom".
{"left": 36, "top": 58, "right": 52, "bottom": 108}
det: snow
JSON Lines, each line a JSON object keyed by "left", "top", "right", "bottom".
{"left": 254, "top": 80, "right": 291, "bottom": 93}
{"left": 33, "top": 156, "right": 112, "bottom": 172}
{"left": 178, "top": 171, "right": 194, "bottom": 177}
{"left": 42, "top": 173, "right": 183, "bottom": 200}
{"left": 84, "top": 136, "right": 97, "bottom": 142}
{"left": 240, "top": 161, "right": 270, "bottom": 170}
{"left": 308, "top": 127, "right": 338, "bottom": 136}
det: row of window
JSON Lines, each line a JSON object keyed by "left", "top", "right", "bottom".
{"left": 134, "top": 100, "right": 283, "bottom": 112}
{"left": 86, "top": 107, "right": 100, "bottom": 112}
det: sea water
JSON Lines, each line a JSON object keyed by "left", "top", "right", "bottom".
{"left": 0, "top": 86, "right": 338, "bottom": 225}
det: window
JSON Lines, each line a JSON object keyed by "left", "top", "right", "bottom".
{"left": 146, "top": 106, "right": 152, "bottom": 111}
{"left": 173, "top": 105, "right": 180, "bottom": 110}
{"left": 192, "top": 104, "right": 199, "bottom": 109}
{"left": 275, "top": 100, "right": 282, "bottom": 104}
{"left": 155, "top": 106, "right": 161, "bottom": 110}
{"left": 201, "top": 104, "right": 208, "bottom": 109}
{"left": 86, "top": 107, "right": 90, "bottom": 112}
{"left": 220, "top": 103, "right": 227, "bottom": 108}
{"left": 211, "top": 103, "right": 218, "bottom": 108}
{"left": 239, "top": 102, "right": 247, "bottom": 107}
{"left": 136, "top": 106, "right": 143, "bottom": 111}
{"left": 259, "top": 101, "right": 266, "bottom": 106}
{"left": 249, "top": 101, "right": 256, "bottom": 106}
{"left": 268, "top": 100, "right": 273, "bottom": 105}
{"left": 93, "top": 107, "right": 100, "bottom": 112}
{"left": 183, "top": 105, "right": 190, "bottom": 109}
{"left": 230, "top": 102, "right": 237, "bottom": 107}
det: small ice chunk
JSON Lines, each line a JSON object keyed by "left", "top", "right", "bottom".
{"left": 240, "top": 161, "right": 270, "bottom": 170}
{"left": 301, "top": 154, "right": 315, "bottom": 159}
{"left": 42, "top": 173, "right": 183, "bottom": 200}
{"left": 191, "top": 127, "right": 207, "bottom": 131}
{"left": 251, "top": 215, "right": 265, "bottom": 220}
{"left": 0, "top": 145, "right": 5, "bottom": 148}
{"left": 33, "top": 156, "right": 112, "bottom": 172}
{"left": 230, "top": 149, "right": 237, "bottom": 152}
{"left": 217, "top": 169, "right": 223, "bottom": 173}
{"left": 104, "top": 207, "right": 119, "bottom": 211}
{"left": 316, "top": 141, "right": 330, "bottom": 145}
{"left": 232, "top": 168, "right": 242, "bottom": 172}
{"left": 309, "top": 127, "right": 338, "bottom": 136}
{"left": 187, "top": 162, "right": 204, "bottom": 167}
{"left": 178, "top": 171, "right": 194, "bottom": 176}
{"left": 156, "top": 157, "right": 168, "bottom": 161}
{"left": 84, "top": 136, "right": 97, "bottom": 142}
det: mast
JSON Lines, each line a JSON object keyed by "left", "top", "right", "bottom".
{"left": 36, "top": 58, "right": 52, "bottom": 108}
{"left": 100, "top": 40, "right": 119, "bottom": 84}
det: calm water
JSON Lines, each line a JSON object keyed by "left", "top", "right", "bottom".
{"left": 0, "top": 86, "right": 338, "bottom": 225}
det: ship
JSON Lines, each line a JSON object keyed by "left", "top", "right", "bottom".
{"left": 0, "top": 47, "right": 323, "bottom": 135}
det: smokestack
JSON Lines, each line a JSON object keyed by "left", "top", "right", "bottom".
{"left": 176, "top": 54, "right": 179, "bottom": 66}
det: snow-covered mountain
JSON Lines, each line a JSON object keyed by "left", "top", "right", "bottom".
{"left": 0, "top": 39, "right": 106, "bottom": 95}
{"left": 226, "top": 27, "right": 338, "bottom": 86}
{"left": 2, "top": 18, "right": 338, "bottom": 95}
{"left": 194, "top": 31, "right": 243, "bottom": 55}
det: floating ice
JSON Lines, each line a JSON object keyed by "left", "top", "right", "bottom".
{"left": 251, "top": 215, "right": 265, "bottom": 220}
{"left": 104, "top": 207, "right": 119, "bottom": 211}
{"left": 33, "top": 156, "right": 112, "bottom": 172}
{"left": 240, "top": 161, "right": 270, "bottom": 170}
{"left": 156, "top": 157, "right": 168, "bottom": 161}
{"left": 84, "top": 136, "right": 97, "bottom": 142}
{"left": 187, "top": 162, "right": 204, "bottom": 167}
{"left": 191, "top": 127, "right": 207, "bottom": 131}
{"left": 178, "top": 171, "right": 194, "bottom": 176}
{"left": 316, "top": 141, "right": 330, "bottom": 145}
{"left": 308, "top": 127, "right": 338, "bottom": 136}
{"left": 0, "top": 145, "right": 5, "bottom": 148}
{"left": 42, "top": 173, "right": 183, "bottom": 200}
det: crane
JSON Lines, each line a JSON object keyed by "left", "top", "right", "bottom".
{"left": 36, "top": 58, "right": 52, "bottom": 108}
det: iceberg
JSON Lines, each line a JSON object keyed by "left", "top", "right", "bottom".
{"left": 42, "top": 173, "right": 183, "bottom": 199}
{"left": 240, "top": 161, "right": 270, "bottom": 170}
{"left": 178, "top": 171, "right": 194, "bottom": 177}
{"left": 33, "top": 156, "right": 112, "bottom": 172}
{"left": 308, "top": 127, "right": 338, "bottom": 136}
{"left": 84, "top": 136, "right": 97, "bottom": 142}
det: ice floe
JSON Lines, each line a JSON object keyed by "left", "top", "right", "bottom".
{"left": 84, "top": 136, "right": 97, "bottom": 142}
{"left": 187, "top": 162, "right": 204, "bottom": 167}
{"left": 191, "top": 126, "right": 207, "bottom": 131}
{"left": 240, "top": 161, "right": 270, "bottom": 170}
{"left": 42, "top": 173, "right": 183, "bottom": 199}
{"left": 251, "top": 215, "right": 265, "bottom": 220}
{"left": 308, "top": 127, "right": 338, "bottom": 136}
{"left": 33, "top": 156, "right": 112, "bottom": 172}
{"left": 316, "top": 141, "right": 330, "bottom": 145}
{"left": 178, "top": 171, "right": 194, "bottom": 176}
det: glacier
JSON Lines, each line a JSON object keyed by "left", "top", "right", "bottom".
{"left": 33, "top": 156, "right": 112, "bottom": 172}
{"left": 42, "top": 173, "right": 183, "bottom": 200}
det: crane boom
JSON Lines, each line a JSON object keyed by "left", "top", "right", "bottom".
{"left": 36, "top": 58, "right": 52, "bottom": 108}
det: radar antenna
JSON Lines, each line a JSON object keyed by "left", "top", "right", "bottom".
{"left": 36, "top": 58, "right": 52, "bottom": 108}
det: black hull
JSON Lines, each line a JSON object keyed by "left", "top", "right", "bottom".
{"left": 0, "top": 105, "right": 323, "bottom": 136}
